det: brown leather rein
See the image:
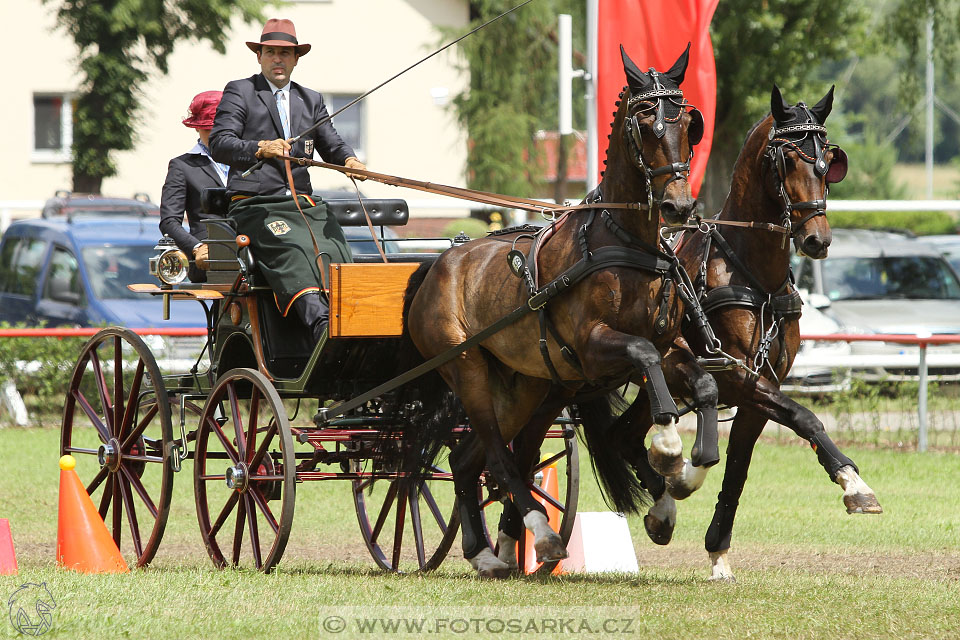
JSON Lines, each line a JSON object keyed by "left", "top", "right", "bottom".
{"left": 278, "top": 155, "right": 650, "bottom": 216}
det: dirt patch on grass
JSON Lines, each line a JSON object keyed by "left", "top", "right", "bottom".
{"left": 635, "top": 542, "right": 960, "bottom": 581}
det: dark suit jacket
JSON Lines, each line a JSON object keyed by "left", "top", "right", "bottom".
{"left": 210, "top": 74, "right": 356, "bottom": 197}
{"left": 159, "top": 152, "right": 225, "bottom": 251}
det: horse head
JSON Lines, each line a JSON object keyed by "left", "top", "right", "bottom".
{"left": 606, "top": 44, "right": 701, "bottom": 226}
{"left": 766, "top": 84, "right": 847, "bottom": 259}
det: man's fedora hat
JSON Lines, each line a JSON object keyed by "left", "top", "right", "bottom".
{"left": 246, "top": 18, "right": 311, "bottom": 55}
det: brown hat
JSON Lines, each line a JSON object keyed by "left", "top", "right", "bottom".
{"left": 182, "top": 90, "right": 223, "bottom": 129}
{"left": 246, "top": 18, "right": 311, "bottom": 56}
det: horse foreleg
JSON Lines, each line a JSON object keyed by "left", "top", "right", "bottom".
{"left": 703, "top": 405, "right": 766, "bottom": 582}
{"left": 722, "top": 373, "right": 882, "bottom": 515}
{"left": 581, "top": 329, "right": 682, "bottom": 475}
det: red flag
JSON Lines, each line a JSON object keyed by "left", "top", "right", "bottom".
{"left": 596, "top": 0, "right": 718, "bottom": 196}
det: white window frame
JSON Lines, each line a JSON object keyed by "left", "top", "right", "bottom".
{"left": 327, "top": 93, "right": 365, "bottom": 162}
{"left": 32, "top": 92, "right": 74, "bottom": 164}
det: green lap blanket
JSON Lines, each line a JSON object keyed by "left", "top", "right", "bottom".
{"left": 229, "top": 194, "right": 353, "bottom": 315}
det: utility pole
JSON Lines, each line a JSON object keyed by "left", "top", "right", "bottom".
{"left": 586, "top": 0, "right": 599, "bottom": 192}
{"left": 925, "top": 9, "right": 934, "bottom": 199}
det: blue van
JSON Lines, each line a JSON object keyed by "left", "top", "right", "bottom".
{"left": 0, "top": 216, "right": 205, "bottom": 328}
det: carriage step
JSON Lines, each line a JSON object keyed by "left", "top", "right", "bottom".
{"left": 696, "top": 357, "right": 738, "bottom": 372}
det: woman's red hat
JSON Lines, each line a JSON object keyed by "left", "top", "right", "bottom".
{"left": 182, "top": 91, "right": 223, "bottom": 129}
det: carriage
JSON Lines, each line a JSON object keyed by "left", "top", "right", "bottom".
{"left": 59, "top": 190, "right": 580, "bottom": 574}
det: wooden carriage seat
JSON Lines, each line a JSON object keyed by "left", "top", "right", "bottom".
{"left": 198, "top": 188, "right": 419, "bottom": 378}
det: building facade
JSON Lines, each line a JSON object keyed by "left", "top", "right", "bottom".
{"left": 3, "top": 0, "right": 469, "bottom": 220}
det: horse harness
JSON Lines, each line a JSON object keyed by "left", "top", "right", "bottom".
{"left": 766, "top": 104, "right": 846, "bottom": 248}
{"left": 623, "top": 70, "right": 704, "bottom": 216}
{"left": 690, "top": 223, "right": 802, "bottom": 381}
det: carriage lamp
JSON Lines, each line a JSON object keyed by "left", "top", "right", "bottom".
{"left": 149, "top": 236, "right": 189, "bottom": 320}
{"left": 150, "top": 236, "right": 189, "bottom": 286}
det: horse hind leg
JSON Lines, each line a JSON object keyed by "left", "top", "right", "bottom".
{"left": 450, "top": 434, "right": 513, "bottom": 579}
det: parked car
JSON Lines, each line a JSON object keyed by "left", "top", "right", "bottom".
{"left": 782, "top": 290, "right": 852, "bottom": 393}
{"left": 0, "top": 216, "right": 204, "bottom": 328}
{"left": 41, "top": 190, "right": 159, "bottom": 218}
{"left": 922, "top": 234, "right": 960, "bottom": 274}
{"left": 791, "top": 228, "right": 960, "bottom": 381}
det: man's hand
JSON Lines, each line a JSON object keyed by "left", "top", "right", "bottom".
{"left": 256, "top": 138, "right": 292, "bottom": 159}
{"left": 344, "top": 157, "right": 367, "bottom": 181}
{"left": 194, "top": 244, "right": 209, "bottom": 270}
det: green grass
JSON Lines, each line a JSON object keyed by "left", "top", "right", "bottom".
{"left": 893, "top": 163, "right": 960, "bottom": 200}
{"left": 2, "top": 427, "right": 959, "bottom": 639}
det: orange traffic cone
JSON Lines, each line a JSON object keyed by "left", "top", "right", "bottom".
{"left": 56, "top": 455, "right": 129, "bottom": 573}
{"left": 0, "top": 518, "right": 17, "bottom": 575}
{"left": 522, "top": 463, "right": 564, "bottom": 575}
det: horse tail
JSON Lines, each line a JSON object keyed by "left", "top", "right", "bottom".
{"left": 377, "top": 259, "right": 461, "bottom": 488}
{"left": 577, "top": 394, "right": 652, "bottom": 513}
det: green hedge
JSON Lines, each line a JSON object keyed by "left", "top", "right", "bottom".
{"left": 0, "top": 324, "right": 87, "bottom": 426}
{"left": 828, "top": 210, "right": 959, "bottom": 236}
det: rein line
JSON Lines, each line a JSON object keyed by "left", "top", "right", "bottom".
{"left": 280, "top": 156, "right": 648, "bottom": 216}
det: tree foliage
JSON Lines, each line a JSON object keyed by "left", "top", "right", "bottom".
{"left": 448, "top": 0, "right": 585, "bottom": 196}
{"left": 45, "top": 0, "right": 264, "bottom": 193}
{"left": 702, "top": 0, "right": 870, "bottom": 211}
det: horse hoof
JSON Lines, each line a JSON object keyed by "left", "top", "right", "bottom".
{"left": 470, "top": 548, "right": 513, "bottom": 579}
{"left": 643, "top": 513, "right": 674, "bottom": 545}
{"left": 844, "top": 492, "right": 883, "bottom": 514}
{"left": 478, "top": 565, "right": 514, "bottom": 579}
{"left": 534, "top": 534, "right": 569, "bottom": 563}
{"left": 648, "top": 448, "right": 684, "bottom": 477}
{"left": 707, "top": 573, "right": 736, "bottom": 583}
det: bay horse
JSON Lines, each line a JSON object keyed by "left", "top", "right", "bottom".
{"left": 616, "top": 85, "right": 882, "bottom": 581}
{"left": 402, "top": 45, "right": 716, "bottom": 578}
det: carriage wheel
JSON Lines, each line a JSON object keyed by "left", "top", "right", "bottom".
{"left": 194, "top": 368, "right": 295, "bottom": 573}
{"left": 479, "top": 423, "right": 580, "bottom": 575}
{"left": 351, "top": 448, "right": 460, "bottom": 573}
{"left": 60, "top": 327, "right": 174, "bottom": 569}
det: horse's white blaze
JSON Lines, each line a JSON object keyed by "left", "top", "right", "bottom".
{"left": 496, "top": 531, "right": 519, "bottom": 569}
{"left": 648, "top": 492, "right": 677, "bottom": 523}
{"left": 835, "top": 465, "right": 873, "bottom": 496}
{"left": 651, "top": 418, "right": 683, "bottom": 458}
{"left": 708, "top": 550, "right": 734, "bottom": 581}
{"left": 469, "top": 547, "right": 510, "bottom": 574}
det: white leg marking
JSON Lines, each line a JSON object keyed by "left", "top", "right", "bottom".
{"left": 666, "top": 458, "right": 710, "bottom": 500}
{"left": 649, "top": 493, "right": 677, "bottom": 523}
{"left": 651, "top": 418, "right": 683, "bottom": 458}
{"left": 469, "top": 548, "right": 511, "bottom": 578}
{"left": 496, "top": 531, "right": 519, "bottom": 570}
{"left": 708, "top": 550, "right": 735, "bottom": 582}
{"left": 835, "top": 465, "right": 883, "bottom": 514}
{"left": 835, "top": 465, "right": 872, "bottom": 495}
{"left": 523, "top": 510, "right": 553, "bottom": 541}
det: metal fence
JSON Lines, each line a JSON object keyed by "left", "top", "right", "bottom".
{"left": 783, "top": 333, "right": 960, "bottom": 451}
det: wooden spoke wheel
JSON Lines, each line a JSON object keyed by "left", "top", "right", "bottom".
{"left": 479, "top": 423, "right": 580, "bottom": 575}
{"left": 351, "top": 447, "right": 460, "bottom": 573}
{"left": 60, "top": 327, "right": 174, "bottom": 568}
{"left": 194, "top": 368, "right": 295, "bottom": 573}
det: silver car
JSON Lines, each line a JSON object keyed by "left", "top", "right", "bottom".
{"left": 791, "top": 229, "right": 960, "bottom": 381}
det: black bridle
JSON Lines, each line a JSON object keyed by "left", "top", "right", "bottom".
{"left": 764, "top": 105, "right": 846, "bottom": 241}
{"left": 623, "top": 70, "right": 704, "bottom": 215}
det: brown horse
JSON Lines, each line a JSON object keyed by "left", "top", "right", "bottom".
{"left": 617, "top": 85, "right": 882, "bottom": 581}
{"left": 403, "top": 45, "right": 712, "bottom": 578}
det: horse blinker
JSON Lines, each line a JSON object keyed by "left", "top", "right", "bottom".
{"left": 825, "top": 147, "right": 848, "bottom": 184}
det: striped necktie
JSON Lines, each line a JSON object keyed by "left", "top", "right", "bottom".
{"left": 275, "top": 89, "right": 290, "bottom": 139}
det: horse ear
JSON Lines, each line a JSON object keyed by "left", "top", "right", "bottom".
{"left": 771, "top": 84, "right": 791, "bottom": 123}
{"left": 810, "top": 85, "right": 836, "bottom": 124}
{"left": 665, "top": 43, "right": 691, "bottom": 85}
{"left": 621, "top": 44, "right": 650, "bottom": 93}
